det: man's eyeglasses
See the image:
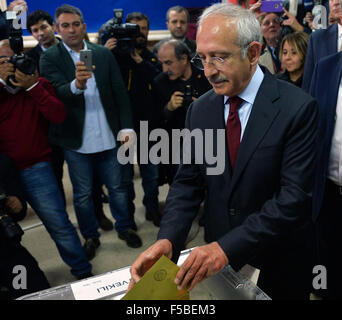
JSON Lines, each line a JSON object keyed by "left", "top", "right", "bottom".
{"left": 191, "top": 55, "right": 227, "bottom": 71}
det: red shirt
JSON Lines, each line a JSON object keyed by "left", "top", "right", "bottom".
{"left": 0, "top": 77, "right": 66, "bottom": 170}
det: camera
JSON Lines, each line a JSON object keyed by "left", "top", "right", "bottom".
{"left": 4, "top": 11, "right": 36, "bottom": 85}
{"left": 183, "top": 85, "right": 193, "bottom": 107}
{"left": 0, "top": 192, "right": 24, "bottom": 243}
{"left": 182, "top": 84, "right": 198, "bottom": 108}
{"left": 101, "top": 9, "right": 140, "bottom": 55}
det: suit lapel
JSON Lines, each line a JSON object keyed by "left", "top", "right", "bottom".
{"left": 228, "top": 72, "right": 281, "bottom": 197}
{"left": 203, "top": 92, "right": 233, "bottom": 187}
{"left": 57, "top": 42, "right": 77, "bottom": 81}
{"left": 327, "top": 23, "right": 338, "bottom": 53}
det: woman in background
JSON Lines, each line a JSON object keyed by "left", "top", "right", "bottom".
{"left": 277, "top": 31, "right": 309, "bottom": 87}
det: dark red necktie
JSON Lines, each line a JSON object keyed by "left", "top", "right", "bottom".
{"left": 226, "top": 96, "right": 243, "bottom": 170}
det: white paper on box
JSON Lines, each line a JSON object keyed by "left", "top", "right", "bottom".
{"left": 70, "top": 267, "right": 131, "bottom": 300}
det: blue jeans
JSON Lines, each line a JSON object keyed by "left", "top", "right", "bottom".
{"left": 20, "top": 161, "right": 92, "bottom": 277}
{"left": 121, "top": 162, "right": 159, "bottom": 217}
{"left": 64, "top": 148, "right": 133, "bottom": 236}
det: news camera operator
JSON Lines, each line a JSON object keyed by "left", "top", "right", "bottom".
{"left": 100, "top": 11, "right": 163, "bottom": 228}
{"left": 153, "top": 39, "right": 211, "bottom": 185}
{"left": 0, "top": 153, "right": 50, "bottom": 300}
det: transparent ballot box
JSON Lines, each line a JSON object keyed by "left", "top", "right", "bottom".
{"left": 17, "top": 248, "right": 271, "bottom": 300}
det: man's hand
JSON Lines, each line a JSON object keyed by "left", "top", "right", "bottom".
{"left": 75, "top": 61, "right": 93, "bottom": 90}
{"left": 9, "top": 69, "right": 39, "bottom": 89}
{"left": 174, "top": 242, "right": 228, "bottom": 292}
{"left": 249, "top": 0, "right": 265, "bottom": 18}
{"left": 118, "top": 130, "right": 136, "bottom": 148}
{"left": 0, "top": 58, "right": 14, "bottom": 82}
{"left": 130, "top": 49, "right": 143, "bottom": 64}
{"left": 304, "top": 12, "right": 314, "bottom": 30}
{"left": 104, "top": 37, "right": 117, "bottom": 51}
{"left": 281, "top": 8, "right": 304, "bottom": 32}
{"left": 167, "top": 91, "right": 184, "bottom": 111}
{"left": 7, "top": 0, "right": 27, "bottom": 13}
{"left": 6, "top": 196, "right": 23, "bottom": 214}
{"left": 127, "top": 239, "right": 173, "bottom": 292}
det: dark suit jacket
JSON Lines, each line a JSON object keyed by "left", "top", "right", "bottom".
{"left": 0, "top": 9, "right": 7, "bottom": 41}
{"left": 309, "top": 52, "right": 342, "bottom": 221}
{"left": 158, "top": 70, "right": 318, "bottom": 276}
{"left": 39, "top": 41, "right": 133, "bottom": 150}
{"left": 302, "top": 23, "right": 338, "bottom": 92}
{"left": 26, "top": 44, "right": 43, "bottom": 72}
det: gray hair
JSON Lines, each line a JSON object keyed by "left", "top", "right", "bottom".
{"left": 55, "top": 4, "right": 84, "bottom": 25}
{"left": 198, "top": 3, "right": 262, "bottom": 58}
{"left": 158, "top": 39, "right": 191, "bottom": 61}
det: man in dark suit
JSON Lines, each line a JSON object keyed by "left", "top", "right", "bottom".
{"left": 302, "top": 0, "right": 342, "bottom": 92}
{"left": 26, "top": 10, "right": 58, "bottom": 73}
{"left": 310, "top": 51, "right": 342, "bottom": 299}
{"left": 102, "top": 12, "right": 163, "bottom": 229}
{"left": 40, "top": 4, "right": 142, "bottom": 260}
{"left": 128, "top": 3, "right": 318, "bottom": 300}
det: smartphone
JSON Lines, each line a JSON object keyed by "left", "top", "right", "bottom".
{"left": 80, "top": 49, "right": 92, "bottom": 71}
{"left": 260, "top": 0, "right": 284, "bottom": 13}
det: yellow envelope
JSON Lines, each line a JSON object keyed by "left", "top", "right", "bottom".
{"left": 122, "top": 255, "right": 189, "bottom": 300}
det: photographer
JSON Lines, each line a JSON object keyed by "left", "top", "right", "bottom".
{"left": 0, "top": 38, "right": 94, "bottom": 280}
{"left": 101, "top": 11, "right": 163, "bottom": 228}
{"left": 153, "top": 39, "right": 211, "bottom": 185}
{"left": 0, "top": 153, "right": 50, "bottom": 300}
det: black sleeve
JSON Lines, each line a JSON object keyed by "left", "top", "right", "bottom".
{"left": 0, "top": 154, "right": 27, "bottom": 221}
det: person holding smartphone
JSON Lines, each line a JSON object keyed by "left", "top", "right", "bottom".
{"left": 40, "top": 5, "right": 143, "bottom": 260}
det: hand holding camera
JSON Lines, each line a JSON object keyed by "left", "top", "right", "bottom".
{"left": 167, "top": 91, "right": 185, "bottom": 111}
{"left": 9, "top": 68, "right": 38, "bottom": 89}
{"left": 0, "top": 57, "right": 14, "bottom": 82}
{"left": 75, "top": 61, "right": 93, "bottom": 90}
{"left": 0, "top": 192, "right": 24, "bottom": 242}
{"left": 104, "top": 37, "right": 117, "bottom": 51}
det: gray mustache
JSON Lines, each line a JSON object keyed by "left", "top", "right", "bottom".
{"left": 209, "top": 75, "right": 228, "bottom": 83}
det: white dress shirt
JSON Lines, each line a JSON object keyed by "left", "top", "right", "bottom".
{"left": 223, "top": 65, "right": 264, "bottom": 141}
{"left": 327, "top": 77, "right": 342, "bottom": 186}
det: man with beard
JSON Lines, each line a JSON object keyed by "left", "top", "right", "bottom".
{"left": 102, "top": 12, "right": 163, "bottom": 228}
{"left": 154, "top": 6, "right": 196, "bottom": 57}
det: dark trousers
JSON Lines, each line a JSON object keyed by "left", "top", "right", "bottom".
{"left": 314, "top": 179, "right": 342, "bottom": 299}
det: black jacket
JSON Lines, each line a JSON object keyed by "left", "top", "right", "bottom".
{"left": 114, "top": 48, "right": 162, "bottom": 131}
{"left": 0, "top": 9, "right": 8, "bottom": 41}
{"left": 153, "top": 64, "right": 211, "bottom": 131}
{"left": 276, "top": 70, "right": 303, "bottom": 88}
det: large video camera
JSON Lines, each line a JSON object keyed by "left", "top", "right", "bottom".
{"left": 100, "top": 9, "right": 140, "bottom": 55}
{"left": 4, "top": 11, "right": 36, "bottom": 82}
{"left": 0, "top": 192, "right": 24, "bottom": 243}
